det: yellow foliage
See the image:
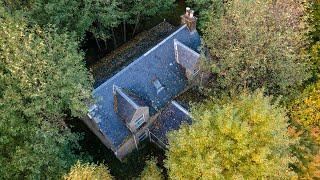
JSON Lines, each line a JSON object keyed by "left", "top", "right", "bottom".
{"left": 166, "top": 90, "right": 295, "bottom": 179}
{"left": 140, "top": 158, "right": 163, "bottom": 180}
{"left": 290, "top": 81, "right": 320, "bottom": 144}
{"left": 64, "top": 161, "right": 112, "bottom": 180}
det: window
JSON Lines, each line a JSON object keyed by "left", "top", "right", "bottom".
{"left": 153, "top": 78, "right": 164, "bottom": 94}
{"left": 134, "top": 115, "right": 145, "bottom": 129}
{"left": 138, "top": 132, "right": 147, "bottom": 142}
{"left": 193, "top": 67, "right": 200, "bottom": 76}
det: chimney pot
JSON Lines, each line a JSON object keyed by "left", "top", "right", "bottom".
{"left": 190, "top": 10, "right": 194, "bottom": 18}
{"left": 186, "top": 7, "right": 191, "bottom": 16}
{"left": 181, "top": 7, "right": 197, "bottom": 32}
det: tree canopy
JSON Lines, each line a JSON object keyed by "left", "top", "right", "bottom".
{"left": 288, "top": 80, "right": 320, "bottom": 178}
{"left": 202, "top": 0, "right": 310, "bottom": 97}
{"left": 64, "top": 161, "right": 113, "bottom": 180}
{"left": 140, "top": 158, "right": 163, "bottom": 180}
{"left": 28, "top": 0, "right": 122, "bottom": 40}
{"left": 165, "top": 90, "right": 295, "bottom": 179}
{"left": 0, "top": 7, "right": 92, "bottom": 178}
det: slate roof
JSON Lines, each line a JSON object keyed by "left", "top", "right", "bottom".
{"left": 174, "top": 39, "right": 200, "bottom": 70}
{"left": 89, "top": 25, "right": 201, "bottom": 149}
{"left": 150, "top": 101, "right": 192, "bottom": 145}
{"left": 113, "top": 85, "right": 146, "bottom": 123}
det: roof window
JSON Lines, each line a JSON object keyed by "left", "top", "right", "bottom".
{"left": 153, "top": 78, "right": 164, "bottom": 94}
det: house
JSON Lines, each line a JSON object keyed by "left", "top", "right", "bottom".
{"left": 83, "top": 8, "right": 205, "bottom": 160}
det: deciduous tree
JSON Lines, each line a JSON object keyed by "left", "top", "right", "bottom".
{"left": 64, "top": 161, "right": 113, "bottom": 180}
{"left": 28, "top": 0, "right": 122, "bottom": 44}
{"left": 289, "top": 80, "right": 320, "bottom": 178}
{"left": 0, "top": 7, "right": 92, "bottom": 178}
{"left": 202, "top": 0, "right": 310, "bottom": 98}
{"left": 165, "top": 90, "right": 295, "bottom": 179}
{"left": 140, "top": 158, "right": 163, "bottom": 180}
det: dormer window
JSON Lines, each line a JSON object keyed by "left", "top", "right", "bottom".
{"left": 134, "top": 114, "right": 145, "bottom": 129}
{"left": 153, "top": 78, "right": 164, "bottom": 94}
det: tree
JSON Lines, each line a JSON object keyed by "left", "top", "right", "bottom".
{"left": 289, "top": 81, "right": 320, "bottom": 178}
{"left": 202, "top": 0, "right": 310, "bottom": 98}
{"left": 126, "top": 0, "right": 175, "bottom": 36}
{"left": 28, "top": 0, "right": 122, "bottom": 44}
{"left": 117, "top": 0, "right": 174, "bottom": 43}
{"left": 291, "top": 81, "right": 320, "bottom": 135}
{"left": 64, "top": 161, "right": 112, "bottom": 180}
{"left": 140, "top": 158, "right": 163, "bottom": 180}
{"left": 186, "top": 0, "right": 224, "bottom": 29}
{"left": 0, "top": 7, "right": 92, "bottom": 178}
{"left": 26, "top": 0, "right": 174, "bottom": 48}
{"left": 165, "top": 90, "right": 295, "bottom": 179}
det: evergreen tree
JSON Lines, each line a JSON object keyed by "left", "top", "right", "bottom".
{"left": 165, "top": 90, "right": 295, "bottom": 179}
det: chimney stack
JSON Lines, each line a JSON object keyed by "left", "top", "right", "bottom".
{"left": 185, "top": 7, "right": 190, "bottom": 16}
{"left": 181, "top": 7, "right": 197, "bottom": 32}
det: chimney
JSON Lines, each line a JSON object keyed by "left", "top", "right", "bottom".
{"left": 181, "top": 7, "right": 197, "bottom": 32}
{"left": 185, "top": 7, "right": 190, "bottom": 16}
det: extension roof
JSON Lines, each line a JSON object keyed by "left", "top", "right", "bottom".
{"left": 150, "top": 101, "right": 192, "bottom": 145}
{"left": 89, "top": 25, "right": 201, "bottom": 149}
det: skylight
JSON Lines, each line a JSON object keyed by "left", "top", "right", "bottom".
{"left": 153, "top": 79, "right": 164, "bottom": 94}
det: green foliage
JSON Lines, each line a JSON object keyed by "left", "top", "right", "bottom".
{"left": 309, "top": 0, "right": 320, "bottom": 43}
{"left": 28, "top": 0, "right": 122, "bottom": 41}
{"left": 202, "top": 0, "right": 310, "bottom": 98}
{"left": 165, "top": 90, "right": 295, "bottom": 179}
{"left": 288, "top": 80, "right": 320, "bottom": 178}
{"left": 25, "top": 0, "right": 174, "bottom": 43}
{"left": 123, "top": 0, "right": 175, "bottom": 26}
{"left": 186, "top": 0, "right": 224, "bottom": 29}
{"left": 310, "top": 42, "right": 320, "bottom": 77}
{"left": 1, "top": 0, "right": 35, "bottom": 11}
{"left": 290, "top": 81, "right": 320, "bottom": 132}
{"left": 0, "top": 7, "right": 92, "bottom": 179}
{"left": 140, "top": 157, "right": 163, "bottom": 180}
{"left": 64, "top": 161, "right": 113, "bottom": 180}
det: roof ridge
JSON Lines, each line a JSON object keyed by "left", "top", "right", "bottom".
{"left": 113, "top": 85, "right": 139, "bottom": 109}
{"left": 93, "top": 25, "right": 188, "bottom": 93}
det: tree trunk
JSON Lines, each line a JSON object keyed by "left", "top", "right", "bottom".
{"left": 111, "top": 28, "right": 117, "bottom": 48}
{"left": 123, "top": 21, "right": 127, "bottom": 42}
{"left": 132, "top": 15, "right": 141, "bottom": 37}
{"left": 104, "top": 39, "right": 108, "bottom": 50}
{"left": 95, "top": 36, "right": 101, "bottom": 51}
